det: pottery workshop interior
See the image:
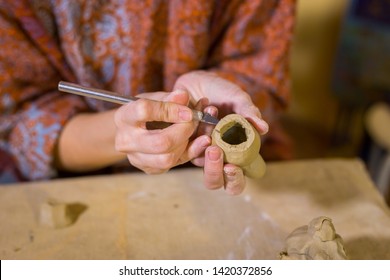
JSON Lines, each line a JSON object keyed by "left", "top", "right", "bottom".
{"left": 1, "top": 0, "right": 390, "bottom": 262}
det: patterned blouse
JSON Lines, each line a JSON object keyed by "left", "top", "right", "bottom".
{"left": 0, "top": 0, "right": 295, "bottom": 183}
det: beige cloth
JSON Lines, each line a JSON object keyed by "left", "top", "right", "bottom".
{"left": 0, "top": 159, "right": 389, "bottom": 259}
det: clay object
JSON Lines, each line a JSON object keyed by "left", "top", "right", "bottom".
{"left": 211, "top": 114, "right": 266, "bottom": 178}
{"left": 279, "top": 216, "right": 348, "bottom": 260}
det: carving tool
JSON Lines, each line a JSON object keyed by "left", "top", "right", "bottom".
{"left": 58, "top": 81, "right": 219, "bottom": 125}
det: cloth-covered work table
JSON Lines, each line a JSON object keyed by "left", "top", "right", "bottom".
{"left": 0, "top": 159, "right": 389, "bottom": 260}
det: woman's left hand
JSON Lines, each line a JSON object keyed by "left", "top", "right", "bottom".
{"left": 173, "top": 71, "right": 269, "bottom": 195}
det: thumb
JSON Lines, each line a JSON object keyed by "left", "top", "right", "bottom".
{"left": 164, "top": 89, "right": 190, "bottom": 106}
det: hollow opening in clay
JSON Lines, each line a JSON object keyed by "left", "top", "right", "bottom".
{"left": 221, "top": 122, "right": 247, "bottom": 145}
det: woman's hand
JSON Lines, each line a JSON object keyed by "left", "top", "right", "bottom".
{"left": 173, "top": 71, "right": 269, "bottom": 195}
{"left": 114, "top": 90, "right": 211, "bottom": 174}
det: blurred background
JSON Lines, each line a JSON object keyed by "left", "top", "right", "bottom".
{"left": 283, "top": 0, "right": 390, "bottom": 203}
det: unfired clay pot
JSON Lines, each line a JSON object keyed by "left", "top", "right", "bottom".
{"left": 211, "top": 114, "right": 266, "bottom": 178}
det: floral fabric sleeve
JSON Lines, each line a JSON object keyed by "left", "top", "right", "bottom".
{"left": 209, "top": 0, "right": 295, "bottom": 122}
{"left": 0, "top": 1, "right": 87, "bottom": 182}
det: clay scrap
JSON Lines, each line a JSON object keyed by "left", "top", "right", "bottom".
{"left": 212, "top": 114, "right": 266, "bottom": 178}
{"left": 279, "top": 216, "right": 348, "bottom": 260}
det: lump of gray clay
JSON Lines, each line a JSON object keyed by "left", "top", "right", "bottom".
{"left": 279, "top": 216, "right": 348, "bottom": 260}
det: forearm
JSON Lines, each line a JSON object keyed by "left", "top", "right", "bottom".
{"left": 55, "top": 109, "right": 126, "bottom": 172}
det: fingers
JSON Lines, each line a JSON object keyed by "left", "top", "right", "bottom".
{"left": 189, "top": 100, "right": 218, "bottom": 167}
{"left": 204, "top": 146, "right": 224, "bottom": 190}
{"left": 116, "top": 121, "right": 195, "bottom": 154}
{"left": 223, "top": 164, "right": 245, "bottom": 195}
{"left": 127, "top": 143, "right": 187, "bottom": 174}
{"left": 114, "top": 91, "right": 198, "bottom": 174}
{"left": 164, "top": 89, "right": 190, "bottom": 106}
{"left": 196, "top": 105, "right": 218, "bottom": 137}
{"left": 203, "top": 146, "right": 246, "bottom": 195}
{"left": 236, "top": 104, "right": 269, "bottom": 135}
{"left": 115, "top": 93, "right": 196, "bottom": 154}
{"left": 116, "top": 97, "right": 193, "bottom": 126}
{"left": 136, "top": 89, "right": 190, "bottom": 105}
{"left": 178, "top": 135, "right": 211, "bottom": 165}
{"left": 174, "top": 70, "right": 268, "bottom": 136}
{"left": 128, "top": 129, "right": 211, "bottom": 174}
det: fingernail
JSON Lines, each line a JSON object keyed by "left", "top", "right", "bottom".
{"left": 259, "top": 120, "right": 269, "bottom": 133}
{"left": 208, "top": 147, "right": 221, "bottom": 162}
{"left": 179, "top": 108, "right": 192, "bottom": 122}
{"left": 224, "top": 166, "right": 236, "bottom": 177}
{"left": 200, "top": 136, "right": 211, "bottom": 147}
{"left": 205, "top": 106, "right": 218, "bottom": 117}
{"left": 172, "top": 89, "right": 187, "bottom": 96}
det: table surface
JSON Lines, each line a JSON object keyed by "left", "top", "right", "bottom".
{"left": 1, "top": 158, "right": 390, "bottom": 260}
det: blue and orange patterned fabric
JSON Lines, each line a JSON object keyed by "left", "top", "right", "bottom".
{"left": 0, "top": 0, "right": 295, "bottom": 183}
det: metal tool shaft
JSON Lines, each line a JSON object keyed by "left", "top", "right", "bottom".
{"left": 58, "top": 81, "right": 218, "bottom": 125}
{"left": 58, "top": 81, "right": 137, "bottom": 105}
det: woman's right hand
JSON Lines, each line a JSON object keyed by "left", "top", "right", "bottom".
{"left": 114, "top": 90, "right": 211, "bottom": 174}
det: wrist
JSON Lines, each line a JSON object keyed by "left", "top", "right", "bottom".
{"left": 55, "top": 110, "right": 126, "bottom": 172}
